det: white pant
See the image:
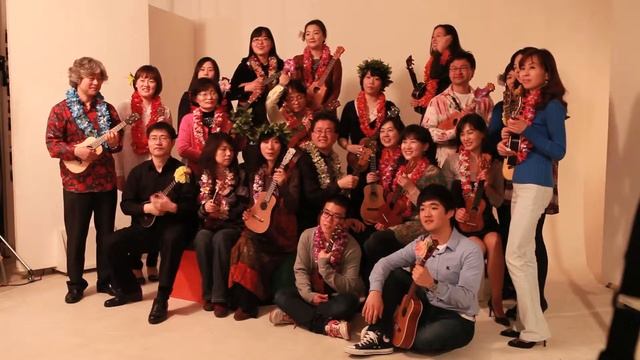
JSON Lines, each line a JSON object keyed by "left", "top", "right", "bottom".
{"left": 506, "top": 183, "right": 552, "bottom": 342}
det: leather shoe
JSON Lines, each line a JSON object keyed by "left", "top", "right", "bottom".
{"left": 104, "top": 291, "right": 143, "bottom": 308}
{"left": 65, "top": 289, "right": 84, "bottom": 304}
{"left": 96, "top": 284, "right": 116, "bottom": 296}
{"left": 148, "top": 298, "right": 168, "bottom": 324}
{"left": 500, "top": 329, "right": 521, "bottom": 338}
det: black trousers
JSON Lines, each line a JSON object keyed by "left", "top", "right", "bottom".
{"left": 363, "top": 230, "right": 403, "bottom": 283}
{"left": 274, "top": 287, "right": 359, "bottom": 334}
{"left": 498, "top": 204, "right": 548, "bottom": 308}
{"left": 369, "top": 269, "right": 475, "bottom": 354}
{"left": 105, "top": 220, "right": 188, "bottom": 299}
{"left": 63, "top": 189, "right": 117, "bottom": 291}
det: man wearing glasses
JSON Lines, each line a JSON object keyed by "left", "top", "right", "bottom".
{"left": 270, "top": 195, "right": 365, "bottom": 340}
{"left": 297, "top": 111, "right": 359, "bottom": 233}
{"left": 420, "top": 51, "right": 494, "bottom": 166}
{"left": 102, "top": 122, "right": 197, "bottom": 325}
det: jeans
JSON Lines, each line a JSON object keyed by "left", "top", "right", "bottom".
{"left": 193, "top": 228, "right": 240, "bottom": 303}
{"left": 274, "top": 287, "right": 359, "bottom": 334}
{"left": 368, "top": 269, "right": 475, "bottom": 354}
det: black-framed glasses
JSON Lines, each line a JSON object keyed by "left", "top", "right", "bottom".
{"left": 321, "top": 209, "right": 346, "bottom": 221}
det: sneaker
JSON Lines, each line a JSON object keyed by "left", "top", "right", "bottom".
{"left": 344, "top": 329, "right": 393, "bottom": 356}
{"left": 269, "top": 307, "right": 294, "bottom": 325}
{"left": 325, "top": 320, "right": 350, "bottom": 340}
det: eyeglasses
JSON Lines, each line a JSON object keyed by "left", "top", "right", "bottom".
{"left": 313, "top": 129, "right": 334, "bottom": 136}
{"left": 197, "top": 91, "right": 218, "bottom": 99}
{"left": 449, "top": 66, "right": 471, "bottom": 73}
{"left": 286, "top": 94, "right": 306, "bottom": 103}
{"left": 149, "top": 136, "right": 171, "bottom": 143}
{"left": 321, "top": 209, "right": 346, "bottom": 221}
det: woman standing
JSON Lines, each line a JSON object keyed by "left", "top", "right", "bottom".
{"left": 228, "top": 128, "right": 300, "bottom": 320}
{"left": 496, "top": 48, "right": 567, "bottom": 348}
{"left": 177, "top": 78, "right": 232, "bottom": 174}
{"left": 193, "top": 133, "right": 248, "bottom": 317}
{"left": 115, "top": 65, "right": 171, "bottom": 283}
{"left": 410, "top": 24, "right": 464, "bottom": 112}
{"left": 292, "top": 19, "right": 342, "bottom": 112}
{"left": 442, "top": 113, "right": 508, "bottom": 326}
{"left": 230, "top": 26, "right": 284, "bottom": 127}
{"left": 177, "top": 57, "right": 223, "bottom": 126}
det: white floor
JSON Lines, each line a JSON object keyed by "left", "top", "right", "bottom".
{"left": 1, "top": 258, "right": 632, "bottom": 360}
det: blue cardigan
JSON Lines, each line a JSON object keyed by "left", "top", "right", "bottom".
{"left": 488, "top": 99, "right": 566, "bottom": 187}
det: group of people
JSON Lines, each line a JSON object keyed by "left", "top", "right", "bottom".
{"left": 45, "top": 20, "right": 567, "bottom": 356}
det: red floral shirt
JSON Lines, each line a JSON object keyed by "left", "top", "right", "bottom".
{"left": 45, "top": 99, "right": 122, "bottom": 192}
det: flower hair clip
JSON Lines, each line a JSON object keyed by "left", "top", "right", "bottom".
{"left": 127, "top": 72, "right": 135, "bottom": 86}
{"left": 283, "top": 59, "right": 296, "bottom": 76}
{"left": 219, "top": 77, "right": 231, "bottom": 94}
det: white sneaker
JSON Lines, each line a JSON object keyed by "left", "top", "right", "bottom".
{"left": 269, "top": 307, "right": 294, "bottom": 325}
{"left": 345, "top": 329, "right": 394, "bottom": 355}
{"left": 325, "top": 320, "right": 350, "bottom": 340}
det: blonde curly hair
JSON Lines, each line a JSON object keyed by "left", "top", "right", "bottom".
{"left": 68, "top": 57, "right": 108, "bottom": 88}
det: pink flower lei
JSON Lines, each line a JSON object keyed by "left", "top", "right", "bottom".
{"left": 458, "top": 148, "right": 491, "bottom": 197}
{"left": 302, "top": 45, "right": 331, "bottom": 87}
{"left": 313, "top": 225, "right": 347, "bottom": 267}
{"left": 192, "top": 107, "right": 232, "bottom": 152}
{"left": 514, "top": 88, "right": 542, "bottom": 164}
{"left": 247, "top": 55, "right": 278, "bottom": 105}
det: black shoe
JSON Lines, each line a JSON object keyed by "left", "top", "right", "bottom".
{"left": 148, "top": 298, "right": 168, "bottom": 324}
{"left": 507, "top": 338, "right": 547, "bottom": 349}
{"left": 488, "top": 299, "right": 511, "bottom": 327}
{"left": 137, "top": 277, "right": 146, "bottom": 285}
{"left": 96, "top": 284, "right": 116, "bottom": 296}
{"left": 147, "top": 274, "right": 159, "bottom": 282}
{"left": 344, "top": 328, "right": 394, "bottom": 356}
{"left": 65, "top": 289, "right": 84, "bottom": 304}
{"left": 203, "top": 301, "right": 215, "bottom": 312}
{"left": 104, "top": 291, "right": 143, "bottom": 307}
{"left": 500, "top": 329, "right": 521, "bottom": 338}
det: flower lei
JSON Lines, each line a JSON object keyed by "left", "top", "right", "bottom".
{"left": 514, "top": 89, "right": 542, "bottom": 164}
{"left": 199, "top": 169, "right": 235, "bottom": 219}
{"left": 247, "top": 55, "right": 278, "bottom": 104}
{"left": 302, "top": 45, "right": 331, "bottom": 87}
{"left": 252, "top": 165, "right": 279, "bottom": 202}
{"left": 313, "top": 225, "right": 347, "bottom": 267}
{"left": 420, "top": 49, "right": 451, "bottom": 108}
{"left": 379, "top": 146, "right": 402, "bottom": 194}
{"left": 192, "top": 107, "right": 232, "bottom": 152}
{"left": 282, "top": 107, "right": 313, "bottom": 131}
{"left": 130, "top": 91, "right": 164, "bottom": 155}
{"left": 392, "top": 158, "right": 429, "bottom": 217}
{"left": 458, "top": 148, "right": 491, "bottom": 197}
{"left": 299, "top": 142, "right": 343, "bottom": 189}
{"left": 356, "top": 91, "right": 386, "bottom": 138}
{"left": 65, "top": 87, "right": 111, "bottom": 144}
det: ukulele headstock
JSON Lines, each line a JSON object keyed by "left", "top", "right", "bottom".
{"left": 405, "top": 55, "right": 415, "bottom": 70}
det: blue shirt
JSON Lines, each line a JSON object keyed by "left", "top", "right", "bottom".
{"left": 489, "top": 99, "right": 567, "bottom": 187}
{"left": 369, "top": 228, "right": 484, "bottom": 318}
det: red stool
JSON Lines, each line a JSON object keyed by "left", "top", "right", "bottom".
{"left": 170, "top": 250, "right": 203, "bottom": 303}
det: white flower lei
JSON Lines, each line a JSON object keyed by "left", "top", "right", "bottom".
{"left": 300, "top": 142, "right": 343, "bottom": 189}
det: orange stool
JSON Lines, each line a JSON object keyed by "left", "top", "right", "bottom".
{"left": 170, "top": 250, "right": 203, "bottom": 303}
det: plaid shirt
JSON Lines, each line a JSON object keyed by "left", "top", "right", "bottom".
{"left": 45, "top": 98, "right": 122, "bottom": 192}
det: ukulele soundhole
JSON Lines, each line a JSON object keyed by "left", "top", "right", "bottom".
{"left": 259, "top": 202, "right": 268, "bottom": 210}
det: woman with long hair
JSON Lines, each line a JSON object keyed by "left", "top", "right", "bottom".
{"left": 230, "top": 26, "right": 284, "bottom": 127}
{"left": 496, "top": 48, "right": 567, "bottom": 348}
{"left": 228, "top": 127, "right": 300, "bottom": 320}
{"left": 442, "top": 113, "right": 508, "bottom": 326}
{"left": 193, "top": 132, "right": 249, "bottom": 317}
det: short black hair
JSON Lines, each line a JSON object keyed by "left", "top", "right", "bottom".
{"left": 450, "top": 51, "right": 476, "bottom": 71}
{"left": 311, "top": 110, "right": 339, "bottom": 132}
{"left": 323, "top": 194, "right": 350, "bottom": 214}
{"left": 146, "top": 121, "right": 177, "bottom": 139}
{"left": 417, "top": 184, "right": 455, "bottom": 212}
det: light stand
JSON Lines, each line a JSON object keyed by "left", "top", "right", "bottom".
{"left": 0, "top": 234, "right": 35, "bottom": 284}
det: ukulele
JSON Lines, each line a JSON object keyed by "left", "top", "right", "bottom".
{"left": 140, "top": 166, "right": 191, "bottom": 228}
{"left": 244, "top": 148, "right": 297, "bottom": 233}
{"left": 405, "top": 55, "right": 426, "bottom": 115}
{"left": 502, "top": 86, "right": 523, "bottom": 180}
{"left": 457, "top": 180, "right": 486, "bottom": 233}
{"left": 307, "top": 46, "right": 345, "bottom": 110}
{"left": 360, "top": 152, "right": 385, "bottom": 225}
{"left": 392, "top": 237, "right": 439, "bottom": 349}
{"left": 64, "top": 113, "right": 140, "bottom": 174}
{"left": 437, "top": 83, "right": 495, "bottom": 131}
{"left": 239, "top": 59, "right": 296, "bottom": 108}
{"left": 377, "top": 160, "right": 419, "bottom": 228}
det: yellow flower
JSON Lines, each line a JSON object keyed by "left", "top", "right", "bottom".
{"left": 127, "top": 72, "right": 135, "bottom": 86}
{"left": 174, "top": 166, "right": 191, "bottom": 183}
